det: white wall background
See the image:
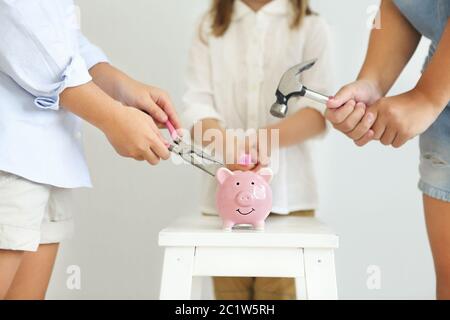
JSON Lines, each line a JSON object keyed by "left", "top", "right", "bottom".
{"left": 47, "top": 0, "right": 435, "bottom": 299}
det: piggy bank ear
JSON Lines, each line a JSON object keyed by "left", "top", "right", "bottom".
{"left": 257, "top": 168, "right": 273, "bottom": 184}
{"left": 216, "top": 168, "right": 234, "bottom": 185}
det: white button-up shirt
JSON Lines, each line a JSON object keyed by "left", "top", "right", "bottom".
{"left": 183, "top": 0, "right": 333, "bottom": 214}
{"left": 0, "top": 0, "right": 108, "bottom": 188}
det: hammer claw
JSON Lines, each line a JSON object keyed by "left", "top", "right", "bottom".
{"left": 270, "top": 58, "right": 329, "bottom": 118}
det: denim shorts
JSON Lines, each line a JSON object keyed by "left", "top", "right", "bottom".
{"left": 419, "top": 105, "right": 450, "bottom": 202}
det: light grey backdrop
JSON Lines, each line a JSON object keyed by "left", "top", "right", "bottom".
{"left": 47, "top": 0, "right": 435, "bottom": 299}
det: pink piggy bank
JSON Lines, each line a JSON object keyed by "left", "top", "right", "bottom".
{"left": 216, "top": 167, "right": 273, "bottom": 231}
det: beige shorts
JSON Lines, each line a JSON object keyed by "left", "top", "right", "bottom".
{"left": 0, "top": 171, "right": 74, "bottom": 252}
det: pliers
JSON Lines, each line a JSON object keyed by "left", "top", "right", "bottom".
{"left": 165, "top": 121, "right": 223, "bottom": 177}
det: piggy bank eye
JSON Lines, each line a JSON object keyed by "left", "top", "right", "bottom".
{"left": 236, "top": 182, "right": 240, "bottom": 186}
{"left": 251, "top": 182, "right": 255, "bottom": 185}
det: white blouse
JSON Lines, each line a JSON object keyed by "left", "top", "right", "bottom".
{"left": 182, "top": 0, "right": 334, "bottom": 214}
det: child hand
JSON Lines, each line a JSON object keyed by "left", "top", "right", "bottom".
{"left": 226, "top": 136, "right": 271, "bottom": 173}
{"left": 325, "top": 80, "right": 383, "bottom": 143}
{"left": 225, "top": 149, "right": 257, "bottom": 172}
{"left": 102, "top": 106, "right": 170, "bottom": 165}
{"left": 357, "top": 89, "right": 442, "bottom": 147}
{"left": 224, "top": 136, "right": 258, "bottom": 172}
{"left": 117, "top": 80, "right": 181, "bottom": 129}
{"left": 250, "top": 134, "right": 271, "bottom": 173}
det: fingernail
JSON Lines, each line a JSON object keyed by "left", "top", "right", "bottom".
{"left": 367, "top": 113, "right": 374, "bottom": 123}
{"left": 329, "top": 96, "right": 335, "bottom": 100}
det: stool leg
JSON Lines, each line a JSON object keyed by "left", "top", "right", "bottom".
{"left": 295, "top": 248, "right": 307, "bottom": 300}
{"left": 191, "top": 277, "right": 203, "bottom": 300}
{"left": 304, "top": 248, "right": 338, "bottom": 300}
{"left": 295, "top": 277, "right": 307, "bottom": 300}
{"left": 160, "top": 247, "right": 195, "bottom": 300}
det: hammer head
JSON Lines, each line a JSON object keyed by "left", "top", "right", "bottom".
{"left": 270, "top": 59, "right": 317, "bottom": 118}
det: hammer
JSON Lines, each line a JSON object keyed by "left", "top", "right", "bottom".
{"left": 270, "top": 59, "right": 330, "bottom": 118}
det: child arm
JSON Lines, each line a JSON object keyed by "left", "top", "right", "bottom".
{"left": 87, "top": 62, "right": 181, "bottom": 129}
{"left": 182, "top": 19, "right": 241, "bottom": 164}
{"left": 265, "top": 108, "right": 326, "bottom": 147}
{"left": 359, "top": 20, "right": 450, "bottom": 148}
{"left": 325, "top": 0, "right": 422, "bottom": 145}
{"left": 76, "top": 32, "right": 180, "bottom": 129}
{"left": 0, "top": 4, "right": 169, "bottom": 165}
{"left": 182, "top": 30, "right": 253, "bottom": 170}
{"left": 60, "top": 82, "right": 170, "bottom": 165}
{"left": 414, "top": 21, "right": 450, "bottom": 111}
{"left": 356, "top": 0, "right": 422, "bottom": 96}
{"left": 192, "top": 118, "right": 257, "bottom": 172}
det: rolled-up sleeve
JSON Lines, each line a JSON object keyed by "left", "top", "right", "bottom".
{"left": 182, "top": 19, "right": 224, "bottom": 130}
{"left": 0, "top": 1, "right": 93, "bottom": 111}
{"left": 78, "top": 32, "right": 109, "bottom": 70}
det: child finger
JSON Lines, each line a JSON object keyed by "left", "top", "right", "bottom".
{"left": 147, "top": 117, "right": 169, "bottom": 145}
{"left": 354, "top": 130, "right": 374, "bottom": 147}
{"left": 251, "top": 163, "right": 263, "bottom": 172}
{"left": 153, "top": 92, "right": 182, "bottom": 129}
{"left": 380, "top": 127, "right": 397, "bottom": 146}
{"left": 371, "top": 117, "right": 386, "bottom": 141}
{"left": 334, "top": 102, "right": 366, "bottom": 133}
{"left": 258, "top": 153, "right": 271, "bottom": 167}
{"left": 392, "top": 133, "right": 409, "bottom": 148}
{"left": 143, "top": 149, "right": 161, "bottom": 166}
{"left": 346, "top": 111, "right": 376, "bottom": 140}
{"left": 151, "top": 137, "right": 171, "bottom": 160}
{"left": 327, "top": 85, "right": 355, "bottom": 109}
{"left": 143, "top": 97, "right": 169, "bottom": 124}
{"left": 325, "top": 100, "right": 356, "bottom": 124}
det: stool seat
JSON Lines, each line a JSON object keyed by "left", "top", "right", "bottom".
{"left": 159, "top": 215, "right": 339, "bottom": 300}
{"left": 159, "top": 215, "right": 339, "bottom": 248}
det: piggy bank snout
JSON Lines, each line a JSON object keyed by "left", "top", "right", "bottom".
{"left": 235, "top": 191, "right": 254, "bottom": 207}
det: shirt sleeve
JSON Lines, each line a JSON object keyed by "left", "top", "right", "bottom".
{"left": 0, "top": 1, "right": 93, "bottom": 111}
{"left": 182, "top": 18, "right": 224, "bottom": 130}
{"left": 78, "top": 32, "right": 109, "bottom": 70}
{"left": 289, "top": 16, "right": 335, "bottom": 116}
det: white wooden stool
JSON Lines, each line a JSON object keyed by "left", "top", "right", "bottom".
{"left": 159, "top": 215, "right": 339, "bottom": 300}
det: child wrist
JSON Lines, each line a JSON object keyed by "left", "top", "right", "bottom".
{"left": 412, "top": 86, "right": 448, "bottom": 113}
{"left": 356, "top": 75, "right": 384, "bottom": 97}
{"left": 97, "top": 102, "right": 123, "bottom": 132}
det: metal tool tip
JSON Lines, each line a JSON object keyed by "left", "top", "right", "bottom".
{"left": 270, "top": 102, "right": 288, "bottom": 118}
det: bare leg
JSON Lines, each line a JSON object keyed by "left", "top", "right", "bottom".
{"left": 0, "top": 250, "right": 24, "bottom": 299}
{"left": 423, "top": 195, "right": 450, "bottom": 300}
{"left": 5, "top": 243, "right": 59, "bottom": 300}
